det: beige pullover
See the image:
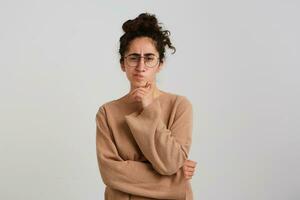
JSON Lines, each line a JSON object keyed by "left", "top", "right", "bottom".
{"left": 95, "top": 90, "right": 194, "bottom": 199}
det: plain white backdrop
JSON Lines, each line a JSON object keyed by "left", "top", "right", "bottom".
{"left": 1, "top": 0, "right": 299, "bottom": 199}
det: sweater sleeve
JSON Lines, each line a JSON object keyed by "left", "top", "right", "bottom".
{"left": 95, "top": 106, "right": 186, "bottom": 199}
{"left": 124, "top": 96, "right": 193, "bottom": 176}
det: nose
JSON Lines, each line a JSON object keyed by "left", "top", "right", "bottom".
{"left": 135, "top": 57, "right": 146, "bottom": 72}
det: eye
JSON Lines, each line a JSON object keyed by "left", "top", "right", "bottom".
{"left": 128, "top": 56, "right": 139, "bottom": 61}
{"left": 145, "top": 56, "right": 155, "bottom": 61}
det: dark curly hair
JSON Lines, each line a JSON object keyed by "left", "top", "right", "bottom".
{"left": 119, "top": 13, "right": 176, "bottom": 64}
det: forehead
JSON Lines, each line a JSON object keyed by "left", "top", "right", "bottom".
{"left": 126, "top": 37, "right": 158, "bottom": 55}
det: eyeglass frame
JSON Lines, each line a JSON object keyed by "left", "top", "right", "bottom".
{"left": 123, "top": 53, "right": 160, "bottom": 68}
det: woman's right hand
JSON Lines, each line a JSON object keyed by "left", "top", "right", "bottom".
{"left": 183, "top": 159, "right": 197, "bottom": 180}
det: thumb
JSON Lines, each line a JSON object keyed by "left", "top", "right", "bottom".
{"left": 146, "top": 81, "right": 151, "bottom": 89}
{"left": 148, "top": 81, "right": 152, "bottom": 89}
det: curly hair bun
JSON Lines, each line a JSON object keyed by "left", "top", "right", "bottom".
{"left": 122, "top": 13, "right": 160, "bottom": 33}
{"left": 119, "top": 12, "right": 176, "bottom": 63}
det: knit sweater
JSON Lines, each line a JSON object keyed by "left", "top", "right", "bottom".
{"left": 95, "top": 90, "right": 194, "bottom": 200}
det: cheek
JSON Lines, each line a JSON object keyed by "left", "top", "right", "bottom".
{"left": 147, "top": 69, "right": 158, "bottom": 79}
{"left": 125, "top": 70, "right": 137, "bottom": 81}
{"left": 126, "top": 71, "right": 133, "bottom": 80}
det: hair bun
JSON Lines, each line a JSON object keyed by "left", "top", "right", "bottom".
{"left": 122, "top": 13, "right": 159, "bottom": 33}
{"left": 119, "top": 12, "right": 176, "bottom": 63}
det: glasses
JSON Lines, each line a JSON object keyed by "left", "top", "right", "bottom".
{"left": 124, "top": 54, "right": 160, "bottom": 68}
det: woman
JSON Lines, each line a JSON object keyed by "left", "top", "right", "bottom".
{"left": 95, "top": 13, "right": 197, "bottom": 200}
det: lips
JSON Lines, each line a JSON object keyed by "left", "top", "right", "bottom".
{"left": 133, "top": 74, "right": 144, "bottom": 78}
{"left": 133, "top": 74, "right": 144, "bottom": 81}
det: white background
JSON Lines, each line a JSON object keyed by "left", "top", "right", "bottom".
{"left": 1, "top": 0, "right": 299, "bottom": 199}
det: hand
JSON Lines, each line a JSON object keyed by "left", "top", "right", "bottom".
{"left": 183, "top": 159, "right": 197, "bottom": 180}
{"left": 129, "top": 81, "right": 154, "bottom": 108}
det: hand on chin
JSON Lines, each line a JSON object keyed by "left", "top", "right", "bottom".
{"left": 129, "top": 81, "right": 154, "bottom": 108}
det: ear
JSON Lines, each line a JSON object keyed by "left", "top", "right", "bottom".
{"left": 156, "top": 61, "right": 164, "bottom": 73}
{"left": 121, "top": 62, "right": 125, "bottom": 72}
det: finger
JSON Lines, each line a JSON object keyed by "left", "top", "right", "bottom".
{"left": 184, "top": 166, "right": 195, "bottom": 172}
{"left": 134, "top": 91, "right": 147, "bottom": 101}
{"left": 183, "top": 165, "right": 194, "bottom": 171}
{"left": 185, "top": 170, "right": 194, "bottom": 175}
{"left": 129, "top": 88, "right": 141, "bottom": 96}
{"left": 184, "top": 160, "right": 197, "bottom": 167}
{"left": 184, "top": 172, "right": 194, "bottom": 178}
{"left": 145, "top": 81, "right": 150, "bottom": 88}
{"left": 185, "top": 175, "right": 193, "bottom": 179}
{"left": 185, "top": 159, "right": 197, "bottom": 165}
{"left": 130, "top": 83, "right": 152, "bottom": 101}
{"left": 134, "top": 91, "right": 144, "bottom": 99}
{"left": 182, "top": 168, "right": 194, "bottom": 179}
{"left": 135, "top": 90, "right": 147, "bottom": 97}
{"left": 184, "top": 163, "right": 196, "bottom": 169}
{"left": 131, "top": 87, "right": 147, "bottom": 96}
{"left": 144, "top": 81, "right": 152, "bottom": 88}
{"left": 132, "top": 92, "right": 141, "bottom": 100}
{"left": 135, "top": 87, "right": 149, "bottom": 93}
{"left": 134, "top": 88, "right": 151, "bottom": 98}
{"left": 143, "top": 81, "right": 151, "bottom": 90}
{"left": 147, "top": 81, "right": 152, "bottom": 89}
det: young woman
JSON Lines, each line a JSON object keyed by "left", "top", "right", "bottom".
{"left": 96, "top": 13, "right": 197, "bottom": 200}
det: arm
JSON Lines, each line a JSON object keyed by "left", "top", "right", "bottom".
{"left": 95, "top": 106, "right": 186, "bottom": 199}
{"left": 125, "top": 96, "right": 193, "bottom": 176}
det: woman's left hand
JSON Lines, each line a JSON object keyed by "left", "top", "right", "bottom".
{"left": 132, "top": 81, "right": 154, "bottom": 108}
{"left": 183, "top": 159, "right": 197, "bottom": 180}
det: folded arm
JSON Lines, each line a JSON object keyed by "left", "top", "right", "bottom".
{"left": 95, "top": 106, "right": 186, "bottom": 199}
{"left": 125, "top": 96, "right": 193, "bottom": 176}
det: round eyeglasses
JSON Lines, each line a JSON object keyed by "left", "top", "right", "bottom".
{"left": 124, "top": 54, "right": 160, "bottom": 68}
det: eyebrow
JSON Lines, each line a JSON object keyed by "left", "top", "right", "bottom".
{"left": 127, "top": 53, "right": 156, "bottom": 57}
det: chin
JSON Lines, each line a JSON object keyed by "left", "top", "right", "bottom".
{"left": 132, "top": 80, "right": 146, "bottom": 87}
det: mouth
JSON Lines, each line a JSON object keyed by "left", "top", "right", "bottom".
{"left": 134, "top": 73, "right": 144, "bottom": 77}
{"left": 133, "top": 74, "right": 144, "bottom": 80}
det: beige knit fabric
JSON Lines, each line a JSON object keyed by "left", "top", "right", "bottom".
{"left": 95, "top": 90, "right": 194, "bottom": 200}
